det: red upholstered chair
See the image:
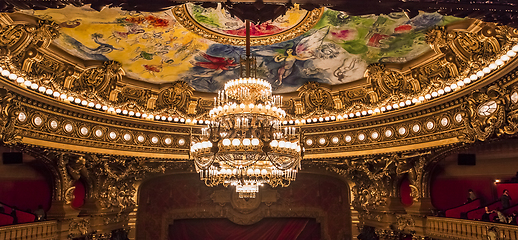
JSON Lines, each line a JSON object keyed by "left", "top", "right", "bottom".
{"left": 0, "top": 213, "right": 14, "bottom": 226}
{"left": 466, "top": 200, "right": 501, "bottom": 220}
{"left": 445, "top": 199, "right": 481, "bottom": 218}
{"left": 15, "top": 210, "right": 36, "bottom": 224}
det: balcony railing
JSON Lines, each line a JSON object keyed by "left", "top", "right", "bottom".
{"left": 0, "top": 220, "right": 57, "bottom": 240}
{"left": 427, "top": 217, "right": 518, "bottom": 240}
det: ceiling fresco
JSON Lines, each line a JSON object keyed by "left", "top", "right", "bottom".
{"left": 25, "top": 5, "right": 461, "bottom": 93}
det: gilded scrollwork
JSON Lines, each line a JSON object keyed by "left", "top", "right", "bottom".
{"left": 298, "top": 82, "right": 335, "bottom": 116}
{"left": 459, "top": 85, "right": 507, "bottom": 143}
{"left": 72, "top": 60, "right": 124, "bottom": 100}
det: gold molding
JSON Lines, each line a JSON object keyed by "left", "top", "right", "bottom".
{"left": 22, "top": 137, "right": 189, "bottom": 159}
{"left": 304, "top": 137, "right": 460, "bottom": 159}
{"left": 172, "top": 4, "right": 324, "bottom": 46}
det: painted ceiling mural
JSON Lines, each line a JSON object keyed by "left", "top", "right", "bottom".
{"left": 25, "top": 5, "right": 461, "bottom": 93}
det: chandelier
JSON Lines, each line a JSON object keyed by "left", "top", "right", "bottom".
{"left": 190, "top": 20, "right": 303, "bottom": 198}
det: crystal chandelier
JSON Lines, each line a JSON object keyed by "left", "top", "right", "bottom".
{"left": 190, "top": 20, "right": 303, "bottom": 198}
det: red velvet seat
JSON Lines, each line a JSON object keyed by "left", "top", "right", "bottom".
{"left": 15, "top": 210, "right": 36, "bottom": 224}
{"left": 445, "top": 199, "right": 481, "bottom": 218}
{"left": 466, "top": 200, "right": 501, "bottom": 220}
{"left": 0, "top": 213, "right": 14, "bottom": 226}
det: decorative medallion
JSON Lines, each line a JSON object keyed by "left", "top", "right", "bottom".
{"left": 173, "top": 4, "right": 324, "bottom": 46}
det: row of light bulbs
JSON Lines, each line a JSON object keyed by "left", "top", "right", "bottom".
{"left": 190, "top": 138, "right": 301, "bottom": 152}
{"left": 209, "top": 102, "right": 286, "bottom": 118}
{"left": 281, "top": 44, "right": 518, "bottom": 126}
{"left": 4, "top": 44, "right": 517, "bottom": 126}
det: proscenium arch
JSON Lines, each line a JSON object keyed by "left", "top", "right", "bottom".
{"left": 135, "top": 171, "right": 353, "bottom": 240}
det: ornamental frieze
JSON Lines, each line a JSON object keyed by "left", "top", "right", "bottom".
{"left": 0, "top": 15, "right": 515, "bottom": 123}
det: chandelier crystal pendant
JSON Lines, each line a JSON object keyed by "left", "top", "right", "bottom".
{"left": 190, "top": 20, "right": 303, "bottom": 198}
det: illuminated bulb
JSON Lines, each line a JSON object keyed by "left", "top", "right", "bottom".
{"left": 232, "top": 138, "right": 240, "bottom": 146}
{"left": 148, "top": 115, "right": 154, "bottom": 119}
{"left": 392, "top": 104, "right": 399, "bottom": 109}
{"left": 425, "top": 94, "right": 431, "bottom": 99}
{"left": 115, "top": 108, "right": 121, "bottom": 113}
{"left": 451, "top": 84, "right": 458, "bottom": 89}
{"left": 167, "top": 116, "right": 173, "bottom": 121}
{"left": 95, "top": 104, "right": 102, "bottom": 109}
{"left": 476, "top": 71, "right": 484, "bottom": 77}
{"left": 30, "top": 84, "right": 38, "bottom": 90}
{"left": 470, "top": 74, "right": 478, "bottom": 81}
{"left": 367, "top": 110, "right": 373, "bottom": 114}
{"left": 483, "top": 67, "right": 491, "bottom": 74}
{"left": 240, "top": 103, "right": 245, "bottom": 109}
{"left": 102, "top": 106, "right": 108, "bottom": 111}
{"left": 251, "top": 138, "right": 260, "bottom": 146}
{"left": 386, "top": 105, "right": 392, "bottom": 110}
{"left": 135, "top": 112, "right": 141, "bottom": 117}
{"left": 38, "top": 86, "right": 46, "bottom": 93}
{"left": 222, "top": 138, "right": 231, "bottom": 146}
{"left": 361, "top": 111, "right": 367, "bottom": 115}
{"left": 501, "top": 55, "right": 510, "bottom": 61}
{"left": 108, "top": 107, "right": 114, "bottom": 112}
{"left": 278, "top": 141, "right": 285, "bottom": 148}
{"left": 380, "top": 107, "right": 386, "bottom": 112}
{"left": 337, "top": 115, "right": 343, "bottom": 120}
{"left": 180, "top": 118, "right": 185, "bottom": 122}
{"left": 438, "top": 89, "right": 445, "bottom": 95}
{"left": 513, "top": 45, "right": 518, "bottom": 52}
{"left": 432, "top": 92, "right": 438, "bottom": 97}
{"left": 349, "top": 113, "right": 355, "bottom": 118}
{"left": 355, "top": 112, "right": 361, "bottom": 117}
{"left": 405, "top": 100, "right": 412, "bottom": 105}
{"left": 60, "top": 94, "right": 67, "bottom": 100}
{"left": 142, "top": 113, "right": 148, "bottom": 118}
{"left": 418, "top": 96, "right": 425, "bottom": 101}
{"left": 16, "top": 77, "right": 24, "bottom": 83}
{"left": 289, "top": 120, "right": 294, "bottom": 124}
{"left": 243, "top": 139, "right": 251, "bottom": 146}
{"left": 8, "top": 74, "right": 16, "bottom": 80}
{"left": 307, "top": 119, "right": 312, "bottom": 123}
{"left": 129, "top": 111, "right": 135, "bottom": 116}
{"left": 186, "top": 119, "right": 191, "bottom": 123}
{"left": 67, "top": 96, "right": 74, "bottom": 101}
{"left": 248, "top": 103, "right": 254, "bottom": 109}
{"left": 399, "top": 102, "right": 405, "bottom": 107}
{"left": 313, "top": 118, "right": 318, "bottom": 122}
{"left": 330, "top": 116, "right": 336, "bottom": 120}
{"left": 489, "top": 63, "right": 498, "bottom": 70}
{"left": 507, "top": 50, "right": 516, "bottom": 57}
{"left": 495, "top": 59, "right": 504, "bottom": 65}
{"left": 464, "top": 78, "right": 471, "bottom": 84}
{"left": 457, "top": 81, "right": 464, "bottom": 87}
{"left": 53, "top": 92, "right": 60, "bottom": 97}
{"left": 24, "top": 80, "right": 31, "bottom": 87}
{"left": 374, "top": 108, "right": 380, "bottom": 113}
{"left": 81, "top": 100, "right": 88, "bottom": 106}
{"left": 445, "top": 86, "right": 451, "bottom": 92}
{"left": 324, "top": 116, "right": 330, "bottom": 121}
{"left": 1, "top": 70, "right": 9, "bottom": 76}
{"left": 174, "top": 118, "right": 179, "bottom": 122}
{"left": 123, "top": 110, "right": 128, "bottom": 115}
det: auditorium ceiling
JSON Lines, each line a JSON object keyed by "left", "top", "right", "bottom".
{"left": 22, "top": 5, "right": 461, "bottom": 93}
{"left": 0, "top": 0, "right": 517, "bottom": 161}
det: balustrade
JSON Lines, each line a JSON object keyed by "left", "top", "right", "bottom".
{"left": 0, "top": 220, "right": 57, "bottom": 240}
{"left": 427, "top": 217, "right": 518, "bottom": 240}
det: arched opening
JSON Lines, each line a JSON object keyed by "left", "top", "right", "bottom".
{"left": 136, "top": 172, "right": 352, "bottom": 240}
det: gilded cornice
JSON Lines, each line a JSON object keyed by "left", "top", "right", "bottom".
{"left": 1, "top": 13, "right": 518, "bottom": 159}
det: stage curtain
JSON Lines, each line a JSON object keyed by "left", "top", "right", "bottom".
{"left": 169, "top": 218, "right": 320, "bottom": 240}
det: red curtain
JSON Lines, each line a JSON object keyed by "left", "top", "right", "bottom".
{"left": 168, "top": 218, "right": 320, "bottom": 240}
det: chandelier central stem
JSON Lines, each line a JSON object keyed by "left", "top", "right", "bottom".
{"left": 245, "top": 19, "right": 251, "bottom": 78}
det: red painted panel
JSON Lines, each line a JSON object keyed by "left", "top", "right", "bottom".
{"left": 72, "top": 180, "right": 85, "bottom": 209}
{"left": 400, "top": 177, "right": 413, "bottom": 207}
{"left": 431, "top": 177, "right": 496, "bottom": 210}
{"left": 0, "top": 179, "right": 51, "bottom": 212}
